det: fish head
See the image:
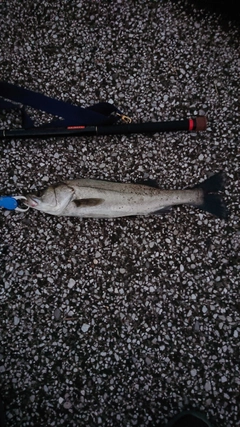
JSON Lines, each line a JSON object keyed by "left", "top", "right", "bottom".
{"left": 24, "top": 183, "right": 75, "bottom": 215}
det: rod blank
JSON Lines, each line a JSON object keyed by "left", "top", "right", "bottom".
{"left": 0, "top": 117, "right": 207, "bottom": 139}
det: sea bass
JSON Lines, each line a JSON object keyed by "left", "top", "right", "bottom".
{"left": 24, "top": 172, "right": 227, "bottom": 219}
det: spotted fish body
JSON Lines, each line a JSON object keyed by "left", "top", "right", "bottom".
{"left": 24, "top": 173, "right": 227, "bottom": 219}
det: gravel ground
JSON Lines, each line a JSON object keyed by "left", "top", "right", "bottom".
{"left": 0, "top": 1, "right": 239, "bottom": 426}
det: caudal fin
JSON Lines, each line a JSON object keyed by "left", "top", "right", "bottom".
{"left": 194, "top": 172, "right": 227, "bottom": 220}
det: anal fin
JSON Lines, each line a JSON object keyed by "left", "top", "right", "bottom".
{"left": 151, "top": 206, "right": 173, "bottom": 215}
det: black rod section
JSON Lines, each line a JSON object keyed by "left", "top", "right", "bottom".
{"left": 0, "top": 117, "right": 207, "bottom": 139}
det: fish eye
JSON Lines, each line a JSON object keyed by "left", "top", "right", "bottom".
{"left": 35, "top": 189, "right": 45, "bottom": 197}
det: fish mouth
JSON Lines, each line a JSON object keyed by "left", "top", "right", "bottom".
{"left": 24, "top": 195, "right": 39, "bottom": 208}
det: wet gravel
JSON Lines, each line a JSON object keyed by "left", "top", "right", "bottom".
{"left": 0, "top": 1, "right": 239, "bottom": 426}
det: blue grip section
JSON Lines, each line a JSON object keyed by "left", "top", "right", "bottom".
{"left": 0, "top": 196, "right": 18, "bottom": 210}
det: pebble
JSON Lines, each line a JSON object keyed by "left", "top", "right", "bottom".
{"left": 14, "top": 316, "right": 20, "bottom": 326}
{"left": 205, "top": 381, "right": 211, "bottom": 391}
{"left": 81, "top": 324, "right": 90, "bottom": 333}
{"left": 68, "top": 278, "right": 76, "bottom": 289}
{"left": 194, "top": 320, "right": 200, "bottom": 332}
{"left": 63, "top": 401, "right": 72, "bottom": 409}
{"left": 54, "top": 308, "right": 61, "bottom": 320}
{"left": 145, "top": 357, "right": 152, "bottom": 365}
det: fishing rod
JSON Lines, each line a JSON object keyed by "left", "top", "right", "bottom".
{"left": 0, "top": 116, "right": 207, "bottom": 139}
{"left": 0, "top": 82, "right": 207, "bottom": 140}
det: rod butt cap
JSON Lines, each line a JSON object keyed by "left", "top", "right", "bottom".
{"left": 195, "top": 116, "right": 207, "bottom": 131}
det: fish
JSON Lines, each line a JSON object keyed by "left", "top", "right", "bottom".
{"left": 24, "top": 172, "right": 227, "bottom": 219}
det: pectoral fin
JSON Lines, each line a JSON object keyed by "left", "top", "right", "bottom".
{"left": 73, "top": 198, "right": 104, "bottom": 208}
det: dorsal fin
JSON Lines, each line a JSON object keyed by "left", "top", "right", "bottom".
{"left": 136, "top": 178, "right": 159, "bottom": 188}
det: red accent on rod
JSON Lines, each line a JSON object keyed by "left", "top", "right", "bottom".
{"left": 67, "top": 126, "right": 86, "bottom": 130}
{"left": 188, "top": 119, "right": 194, "bottom": 131}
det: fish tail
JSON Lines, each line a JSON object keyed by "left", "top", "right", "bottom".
{"left": 194, "top": 172, "right": 227, "bottom": 220}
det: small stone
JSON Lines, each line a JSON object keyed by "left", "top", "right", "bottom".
{"left": 194, "top": 320, "right": 200, "bottom": 331}
{"left": 54, "top": 308, "right": 61, "bottom": 320}
{"left": 68, "top": 278, "right": 76, "bottom": 289}
{"left": 81, "top": 323, "right": 90, "bottom": 333}
{"left": 180, "top": 265, "right": 184, "bottom": 272}
{"left": 59, "top": 397, "right": 64, "bottom": 404}
{"left": 191, "top": 369, "right": 197, "bottom": 377}
{"left": 145, "top": 357, "right": 152, "bottom": 365}
{"left": 120, "top": 268, "right": 126, "bottom": 274}
{"left": 14, "top": 316, "right": 20, "bottom": 326}
{"left": 63, "top": 401, "right": 72, "bottom": 409}
{"left": 205, "top": 381, "right": 211, "bottom": 391}
{"left": 202, "top": 305, "right": 208, "bottom": 314}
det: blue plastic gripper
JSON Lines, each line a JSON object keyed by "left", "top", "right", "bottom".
{"left": 0, "top": 196, "right": 18, "bottom": 210}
